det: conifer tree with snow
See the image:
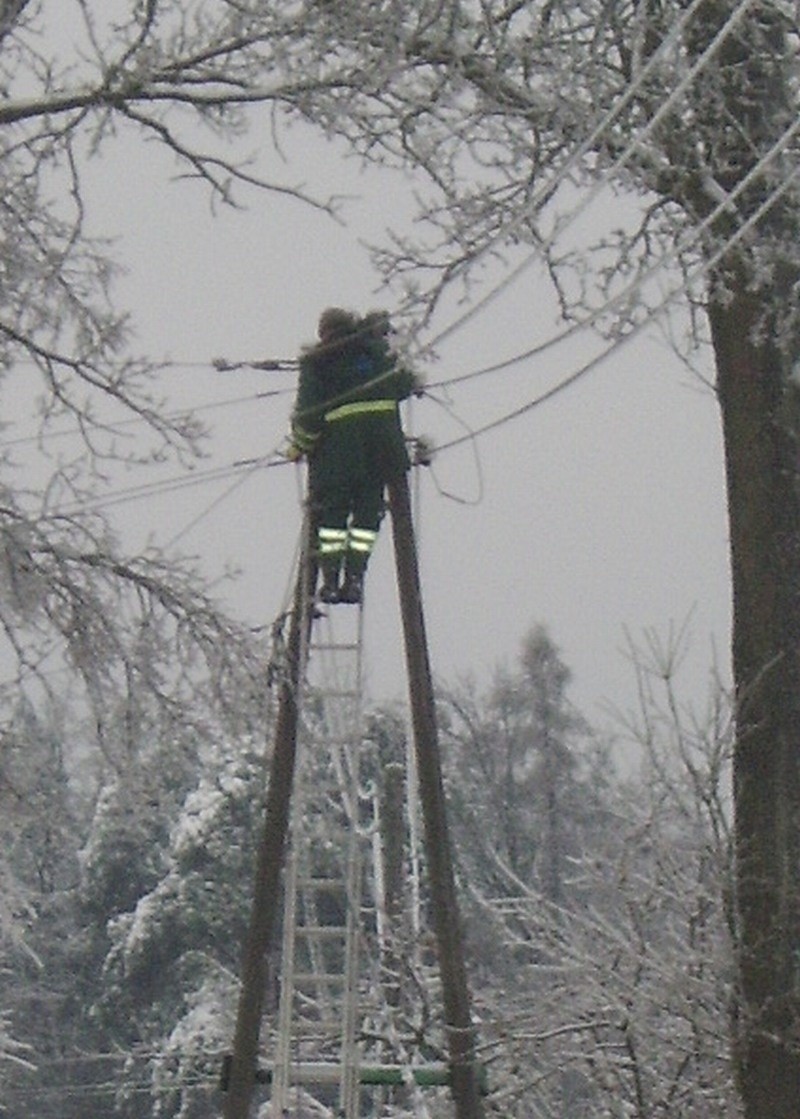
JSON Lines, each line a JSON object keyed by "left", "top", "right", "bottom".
{"left": 0, "top": 701, "right": 79, "bottom": 1109}
{"left": 95, "top": 736, "right": 268, "bottom": 1119}
{"left": 441, "top": 625, "right": 607, "bottom": 909}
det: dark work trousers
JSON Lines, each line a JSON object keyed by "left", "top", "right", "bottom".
{"left": 308, "top": 413, "right": 407, "bottom": 577}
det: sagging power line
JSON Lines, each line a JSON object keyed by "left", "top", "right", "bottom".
{"left": 423, "top": 0, "right": 761, "bottom": 354}
{"left": 436, "top": 153, "right": 800, "bottom": 454}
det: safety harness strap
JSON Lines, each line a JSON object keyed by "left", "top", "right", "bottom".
{"left": 291, "top": 426, "right": 319, "bottom": 453}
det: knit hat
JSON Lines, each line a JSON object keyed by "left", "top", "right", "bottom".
{"left": 318, "top": 307, "right": 356, "bottom": 343}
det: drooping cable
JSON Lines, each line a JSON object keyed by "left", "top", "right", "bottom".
{"left": 0, "top": 388, "right": 288, "bottom": 451}
{"left": 422, "top": 0, "right": 759, "bottom": 354}
{"left": 435, "top": 154, "right": 800, "bottom": 454}
{"left": 430, "top": 106, "right": 800, "bottom": 390}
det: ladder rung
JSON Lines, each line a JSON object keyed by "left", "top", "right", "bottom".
{"left": 296, "top": 925, "right": 347, "bottom": 939}
{"left": 290, "top": 1019, "right": 345, "bottom": 1036}
{"left": 310, "top": 642, "right": 360, "bottom": 652}
{"left": 296, "top": 877, "right": 346, "bottom": 891}
{"left": 292, "top": 971, "right": 347, "bottom": 984}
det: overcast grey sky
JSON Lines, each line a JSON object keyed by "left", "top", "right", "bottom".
{"left": 35, "top": 115, "right": 731, "bottom": 736}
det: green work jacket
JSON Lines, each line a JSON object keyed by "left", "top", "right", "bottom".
{"left": 291, "top": 330, "right": 414, "bottom": 479}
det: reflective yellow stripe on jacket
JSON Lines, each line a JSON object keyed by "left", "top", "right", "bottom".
{"left": 324, "top": 399, "right": 397, "bottom": 422}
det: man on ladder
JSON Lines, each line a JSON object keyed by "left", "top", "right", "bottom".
{"left": 286, "top": 307, "right": 417, "bottom": 605}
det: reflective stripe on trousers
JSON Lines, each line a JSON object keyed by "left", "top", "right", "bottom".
{"left": 317, "top": 526, "right": 348, "bottom": 557}
{"left": 347, "top": 527, "right": 378, "bottom": 555}
{"left": 317, "top": 525, "right": 377, "bottom": 558}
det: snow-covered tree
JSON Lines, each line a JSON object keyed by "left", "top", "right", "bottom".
{"left": 0, "top": 3, "right": 341, "bottom": 758}
{"left": 95, "top": 735, "right": 269, "bottom": 1118}
{"left": 470, "top": 637, "right": 738, "bottom": 1118}
{"left": 0, "top": 698, "right": 86, "bottom": 1115}
{"left": 442, "top": 625, "right": 608, "bottom": 907}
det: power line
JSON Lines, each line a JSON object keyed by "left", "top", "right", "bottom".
{"left": 3, "top": 355, "right": 297, "bottom": 375}
{"left": 435, "top": 154, "right": 800, "bottom": 455}
{"left": 422, "top": 0, "right": 759, "bottom": 355}
{"left": 45, "top": 448, "right": 289, "bottom": 521}
{"left": 27, "top": 88, "right": 791, "bottom": 536}
{"left": 162, "top": 455, "right": 277, "bottom": 550}
{"left": 54, "top": 462, "right": 261, "bottom": 517}
{"left": 0, "top": 0, "right": 782, "bottom": 550}
{"left": 431, "top": 106, "right": 800, "bottom": 392}
{"left": 0, "top": 0, "right": 767, "bottom": 469}
{"left": 418, "top": 0, "right": 712, "bottom": 343}
{"left": 0, "top": 388, "right": 289, "bottom": 452}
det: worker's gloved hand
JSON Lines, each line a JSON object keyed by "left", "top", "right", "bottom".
{"left": 282, "top": 441, "right": 304, "bottom": 463}
{"left": 411, "top": 436, "right": 434, "bottom": 466}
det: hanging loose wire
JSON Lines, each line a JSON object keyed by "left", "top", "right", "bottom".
{"left": 421, "top": 390, "right": 485, "bottom": 505}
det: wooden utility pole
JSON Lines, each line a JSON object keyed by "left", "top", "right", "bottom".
{"left": 222, "top": 554, "right": 312, "bottom": 1119}
{"left": 223, "top": 480, "right": 483, "bottom": 1119}
{"left": 388, "top": 473, "right": 485, "bottom": 1119}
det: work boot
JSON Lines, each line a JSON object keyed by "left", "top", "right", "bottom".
{"left": 337, "top": 570, "right": 364, "bottom": 605}
{"left": 318, "top": 566, "right": 341, "bottom": 604}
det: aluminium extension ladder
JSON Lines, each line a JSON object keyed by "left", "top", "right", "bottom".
{"left": 270, "top": 600, "right": 374, "bottom": 1118}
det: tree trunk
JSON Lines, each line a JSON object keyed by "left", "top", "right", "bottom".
{"left": 710, "top": 268, "right": 800, "bottom": 1118}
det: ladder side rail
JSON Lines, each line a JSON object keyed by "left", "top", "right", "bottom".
{"left": 338, "top": 601, "right": 366, "bottom": 1119}
{"left": 272, "top": 691, "right": 323, "bottom": 1110}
